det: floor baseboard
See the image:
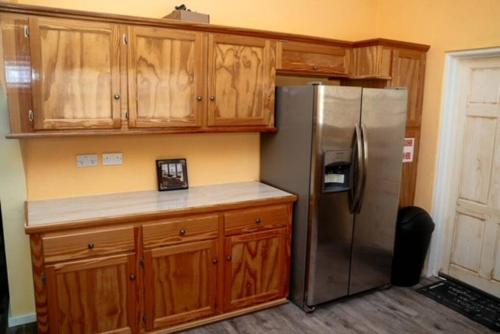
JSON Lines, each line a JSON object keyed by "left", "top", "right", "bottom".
{"left": 8, "top": 313, "right": 36, "bottom": 328}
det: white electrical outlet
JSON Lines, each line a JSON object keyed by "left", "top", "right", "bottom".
{"left": 76, "top": 154, "right": 98, "bottom": 168}
{"left": 102, "top": 153, "right": 123, "bottom": 166}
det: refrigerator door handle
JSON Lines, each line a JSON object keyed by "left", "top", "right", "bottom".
{"left": 356, "top": 123, "right": 369, "bottom": 212}
{"left": 351, "top": 124, "right": 364, "bottom": 213}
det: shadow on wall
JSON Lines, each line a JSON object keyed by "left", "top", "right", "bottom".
{"left": 0, "top": 87, "right": 35, "bottom": 320}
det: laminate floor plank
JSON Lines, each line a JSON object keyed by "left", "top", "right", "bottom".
{"left": 183, "top": 278, "right": 494, "bottom": 334}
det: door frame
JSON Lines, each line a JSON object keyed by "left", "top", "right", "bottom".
{"left": 428, "top": 47, "right": 500, "bottom": 276}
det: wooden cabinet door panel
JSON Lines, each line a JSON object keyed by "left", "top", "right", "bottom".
{"left": 224, "top": 228, "right": 288, "bottom": 311}
{"left": 45, "top": 254, "right": 137, "bottom": 334}
{"left": 144, "top": 239, "right": 218, "bottom": 330}
{"left": 390, "top": 49, "right": 426, "bottom": 127}
{"left": 128, "top": 27, "right": 205, "bottom": 128}
{"left": 29, "top": 17, "right": 121, "bottom": 130}
{"left": 207, "top": 33, "right": 276, "bottom": 127}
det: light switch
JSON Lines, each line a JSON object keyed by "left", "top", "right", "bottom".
{"left": 76, "top": 154, "right": 98, "bottom": 168}
{"left": 102, "top": 153, "right": 123, "bottom": 166}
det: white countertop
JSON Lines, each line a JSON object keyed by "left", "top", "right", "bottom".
{"left": 26, "top": 182, "right": 295, "bottom": 229}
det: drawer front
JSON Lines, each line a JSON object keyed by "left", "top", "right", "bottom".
{"left": 224, "top": 205, "right": 289, "bottom": 235}
{"left": 280, "top": 41, "right": 348, "bottom": 74}
{"left": 42, "top": 226, "right": 135, "bottom": 263}
{"left": 143, "top": 214, "right": 219, "bottom": 248}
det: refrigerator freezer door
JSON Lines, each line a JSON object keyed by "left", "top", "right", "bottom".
{"left": 306, "top": 85, "right": 362, "bottom": 306}
{"left": 349, "top": 88, "right": 408, "bottom": 295}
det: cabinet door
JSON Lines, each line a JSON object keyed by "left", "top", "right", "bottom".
{"left": 29, "top": 17, "right": 121, "bottom": 130}
{"left": 144, "top": 239, "right": 218, "bottom": 330}
{"left": 389, "top": 49, "right": 426, "bottom": 127}
{"left": 45, "top": 254, "right": 137, "bottom": 334}
{"left": 207, "top": 33, "right": 276, "bottom": 128}
{"left": 128, "top": 27, "right": 205, "bottom": 128}
{"left": 224, "top": 228, "right": 289, "bottom": 311}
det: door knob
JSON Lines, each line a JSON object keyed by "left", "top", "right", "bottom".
{"left": 113, "top": 94, "right": 121, "bottom": 100}
{"left": 196, "top": 96, "right": 203, "bottom": 101}
{"left": 209, "top": 96, "right": 216, "bottom": 101}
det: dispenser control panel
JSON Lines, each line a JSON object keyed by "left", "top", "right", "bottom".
{"left": 323, "top": 149, "right": 352, "bottom": 193}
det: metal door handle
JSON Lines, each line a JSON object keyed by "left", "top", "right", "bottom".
{"left": 357, "top": 123, "right": 368, "bottom": 212}
{"left": 351, "top": 124, "right": 364, "bottom": 213}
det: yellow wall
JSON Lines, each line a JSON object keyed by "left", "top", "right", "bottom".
{"left": 2, "top": 0, "right": 379, "bottom": 318}
{"left": 375, "top": 0, "right": 500, "bottom": 210}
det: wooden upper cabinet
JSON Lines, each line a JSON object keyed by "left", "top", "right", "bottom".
{"left": 144, "top": 239, "right": 218, "bottom": 330}
{"left": 349, "top": 45, "right": 392, "bottom": 79}
{"left": 389, "top": 48, "right": 426, "bottom": 127}
{"left": 207, "top": 33, "right": 276, "bottom": 128}
{"left": 127, "top": 26, "right": 206, "bottom": 128}
{"left": 29, "top": 17, "right": 122, "bottom": 130}
{"left": 45, "top": 254, "right": 137, "bottom": 333}
{"left": 278, "top": 41, "right": 349, "bottom": 75}
{"left": 224, "top": 227, "right": 288, "bottom": 311}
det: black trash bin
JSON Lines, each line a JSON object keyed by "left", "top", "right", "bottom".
{"left": 392, "top": 206, "right": 435, "bottom": 286}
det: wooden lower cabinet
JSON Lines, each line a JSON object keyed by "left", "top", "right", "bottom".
{"left": 29, "top": 202, "right": 293, "bottom": 333}
{"left": 143, "top": 239, "right": 218, "bottom": 330}
{"left": 224, "top": 228, "right": 289, "bottom": 312}
{"left": 45, "top": 254, "right": 137, "bottom": 334}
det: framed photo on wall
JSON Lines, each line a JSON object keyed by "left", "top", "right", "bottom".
{"left": 156, "top": 159, "right": 189, "bottom": 191}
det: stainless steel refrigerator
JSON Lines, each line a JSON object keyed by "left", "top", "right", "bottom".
{"left": 260, "top": 85, "right": 407, "bottom": 311}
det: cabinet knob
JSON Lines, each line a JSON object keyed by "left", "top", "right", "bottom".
{"left": 113, "top": 94, "right": 121, "bottom": 100}
{"left": 209, "top": 96, "right": 216, "bottom": 101}
{"left": 212, "top": 257, "right": 218, "bottom": 264}
{"left": 226, "top": 255, "right": 232, "bottom": 262}
{"left": 87, "top": 243, "right": 95, "bottom": 249}
{"left": 179, "top": 229, "right": 187, "bottom": 236}
{"left": 255, "top": 218, "right": 262, "bottom": 224}
{"left": 196, "top": 96, "right": 203, "bottom": 101}
{"left": 129, "top": 273, "right": 136, "bottom": 281}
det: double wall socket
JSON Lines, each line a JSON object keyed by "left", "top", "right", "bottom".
{"left": 76, "top": 153, "right": 123, "bottom": 167}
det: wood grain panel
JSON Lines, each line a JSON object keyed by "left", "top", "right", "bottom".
{"left": 399, "top": 127, "right": 420, "bottom": 207}
{"left": 224, "top": 228, "right": 288, "bottom": 312}
{"left": 29, "top": 17, "right": 121, "bottom": 130}
{"left": 45, "top": 254, "right": 137, "bottom": 334}
{"left": 207, "top": 33, "right": 275, "bottom": 128}
{"left": 128, "top": 26, "right": 205, "bottom": 128}
{"left": 0, "top": 14, "right": 33, "bottom": 133}
{"left": 389, "top": 49, "right": 426, "bottom": 127}
{"left": 350, "top": 45, "right": 392, "bottom": 78}
{"left": 30, "top": 235, "right": 49, "bottom": 334}
{"left": 224, "top": 205, "right": 289, "bottom": 236}
{"left": 142, "top": 214, "right": 219, "bottom": 248}
{"left": 450, "top": 214, "right": 484, "bottom": 272}
{"left": 279, "top": 40, "right": 348, "bottom": 75}
{"left": 144, "top": 240, "right": 218, "bottom": 330}
{"left": 42, "top": 226, "right": 135, "bottom": 263}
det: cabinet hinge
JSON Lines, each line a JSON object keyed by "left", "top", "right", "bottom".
{"left": 23, "top": 25, "right": 29, "bottom": 38}
{"left": 125, "top": 111, "right": 129, "bottom": 120}
{"left": 41, "top": 272, "right": 47, "bottom": 285}
{"left": 122, "top": 34, "right": 128, "bottom": 45}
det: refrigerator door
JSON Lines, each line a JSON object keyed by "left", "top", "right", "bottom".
{"left": 349, "top": 88, "right": 408, "bottom": 295}
{"left": 306, "top": 85, "right": 362, "bottom": 306}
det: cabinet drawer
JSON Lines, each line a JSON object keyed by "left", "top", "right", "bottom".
{"left": 224, "top": 205, "right": 289, "bottom": 235}
{"left": 42, "top": 226, "right": 135, "bottom": 263}
{"left": 279, "top": 41, "right": 348, "bottom": 75}
{"left": 143, "top": 214, "right": 219, "bottom": 248}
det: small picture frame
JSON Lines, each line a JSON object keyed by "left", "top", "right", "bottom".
{"left": 156, "top": 159, "right": 189, "bottom": 191}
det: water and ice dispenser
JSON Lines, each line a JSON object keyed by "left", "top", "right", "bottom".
{"left": 323, "top": 149, "right": 352, "bottom": 193}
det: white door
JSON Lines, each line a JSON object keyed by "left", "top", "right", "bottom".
{"left": 442, "top": 57, "right": 500, "bottom": 297}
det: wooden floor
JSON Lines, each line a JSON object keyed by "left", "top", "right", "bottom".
{"left": 183, "top": 278, "right": 493, "bottom": 334}
{"left": 6, "top": 278, "right": 493, "bottom": 334}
